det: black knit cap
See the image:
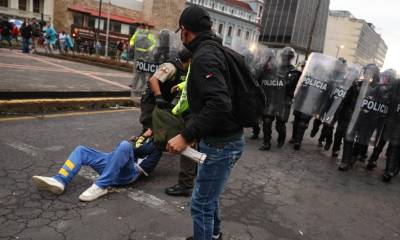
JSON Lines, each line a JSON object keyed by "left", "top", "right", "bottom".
{"left": 175, "top": 5, "right": 212, "bottom": 33}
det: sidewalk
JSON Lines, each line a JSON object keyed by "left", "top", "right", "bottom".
{"left": 0, "top": 47, "right": 140, "bottom": 114}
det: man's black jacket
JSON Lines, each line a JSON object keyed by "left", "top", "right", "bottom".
{"left": 181, "top": 31, "right": 242, "bottom": 142}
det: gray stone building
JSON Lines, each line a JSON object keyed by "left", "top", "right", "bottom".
{"left": 186, "top": 0, "right": 263, "bottom": 46}
{"left": 0, "top": 0, "right": 53, "bottom": 22}
{"left": 260, "top": 0, "right": 330, "bottom": 62}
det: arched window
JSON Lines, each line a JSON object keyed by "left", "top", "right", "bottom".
{"left": 227, "top": 26, "right": 233, "bottom": 37}
{"left": 218, "top": 23, "right": 224, "bottom": 34}
{"left": 237, "top": 28, "right": 242, "bottom": 37}
{"left": 245, "top": 31, "right": 250, "bottom": 40}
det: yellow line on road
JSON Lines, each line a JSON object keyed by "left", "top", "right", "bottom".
{"left": 0, "top": 108, "right": 139, "bottom": 122}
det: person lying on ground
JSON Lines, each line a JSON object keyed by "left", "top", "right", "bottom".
{"left": 32, "top": 129, "right": 162, "bottom": 202}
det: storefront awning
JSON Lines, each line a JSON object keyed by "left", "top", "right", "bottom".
{"left": 68, "top": 4, "right": 152, "bottom": 26}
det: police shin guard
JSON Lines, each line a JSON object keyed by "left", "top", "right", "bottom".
{"left": 276, "top": 120, "right": 286, "bottom": 148}
{"left": 260, "top": 116, "right": 273, "bottom": 151}
{"left": 383, "top": 144, "right": 400, "bottom": 183}
{"left": 338, "top": 141, "right": 356, "bottom": 171}
{"left": 294, "top": 121, "right": 308, "bottom": 151}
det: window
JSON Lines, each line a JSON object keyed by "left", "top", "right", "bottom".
{"left": 129, "top": 25, "right": 136, "bottom": 35}
{"left": 73, "top": 13, "right": 84, "bottom": 27}
{"left": 245, "top": 31, "right": 250, "bottom": 40}
{"left": 33, "top": 0, "right": 41, "bottom": 13}
{"left": 227, "top": 26, "right": 232, "bottom": 37}
{"left": 0, "top": 0, "right": 8, "bottom": 7}
{"left": 237, "top": 28, "right": 242, "bottom": 37}
{"left": 110, "top": 21, "right": 121, "bottom": 33}
{"left": 19, "top": 0, "right": 27, "bottom": 11}
{"left": 88, "top": 17, "right": 96, "bottom": 28}
{"left": 218, "top": 23, "right": 223, "bottom": 34}
{"left": 258, "top": 6, "right": 263, "bottom": 17}
{"left": 221, "top": 6, "right": 224, "bottom": 11}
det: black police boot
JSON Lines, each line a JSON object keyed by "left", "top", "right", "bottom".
{"left": 382, "top": 172, "right": 392, "bottom": 183}
{"left": 165, "top": 184, "right": 193, "bottom": 197}
{"left": 277, "top": 135, "right": 285, "bottom": 148}
{"left": 366, "top": 152, "right": 379, "bottom": 170}
{"left": 293, "top": 143, "right": 301, "bottom": 150}
{"left": 338, "top": 143, "right": 355, "bottom": 171}
{"left": 324, "top": 140, "right": 332, "bottom": 151}
{"left": 259, "top": 142, "right": 271, "bottom": 151}
{"left": 310, "top": 127, "right": 318, "bottom": 138}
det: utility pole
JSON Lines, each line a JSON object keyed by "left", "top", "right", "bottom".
{"left": 105, "top": 0, "right": 111, "bottom": 57}
{"left": 96, "top": 0, "right": 103, "bottom": 55}
{"left": 305, "top": 0, "right": 321, "bottom": 60}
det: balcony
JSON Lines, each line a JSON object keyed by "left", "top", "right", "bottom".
{"left": 0, "top": 6, "right": 51, "bottom": 21}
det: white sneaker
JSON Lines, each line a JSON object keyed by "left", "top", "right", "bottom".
{"left": 32, "top": 176, "right": 65, "bottom": 195}
{"left": 79, "top": 184, "right": 108, "bottom": 202}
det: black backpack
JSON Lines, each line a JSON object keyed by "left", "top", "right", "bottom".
{"left": 204, "top": 41, "right": 267, "bottom": 128}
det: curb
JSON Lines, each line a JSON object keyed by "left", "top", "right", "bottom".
{"left": 0, "top": 91, "right": 131, "bottom": 100}
{"left": 0, "top": 97, "right": 141, "bottom": 115}
{"left": 36, "top": 52, "right": 133, "bottom": 72}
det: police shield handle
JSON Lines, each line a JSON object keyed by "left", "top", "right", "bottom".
{"left": 181, "top": 147, "right": 207, "bottom": 164}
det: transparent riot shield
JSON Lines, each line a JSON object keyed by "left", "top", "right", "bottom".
{"left": 345, "top": 64, "right": 390, "bottom": 145}
{"left": 293, "top": 53, "right": 339, "bottom": 117}
{"left": 131, "top": 29, "right": 157, "bottom": 97}
{"left": 321, "top": 64, "right": 361, "bottom": 125}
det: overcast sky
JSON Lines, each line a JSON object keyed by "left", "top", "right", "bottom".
{"left": 330, "top": 0, "right": 399, "bottom": 72}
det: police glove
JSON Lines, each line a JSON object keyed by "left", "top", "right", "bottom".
{"left": 155, "top": 95, "right": 171, "bottom": 109}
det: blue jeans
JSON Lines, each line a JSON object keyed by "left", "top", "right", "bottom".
{"left": 22, "top": 37, "right": 30, "bottom": 53}
{"left": 191, "top": 135, "right": 245, "bottom": 240}
{"left": 54, "top": 141, "right": 141, "bottom": 188}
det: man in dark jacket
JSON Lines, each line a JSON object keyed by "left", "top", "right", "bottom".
{"left": 20, "top": 18, "right": 32, "bottom": 53}
{"left": 167, "top": 6, "right": 245, "bottom": 240}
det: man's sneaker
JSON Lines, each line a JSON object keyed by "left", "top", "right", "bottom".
{"left": 165, "top": 184, "right": 193, "bottom": 197}
{"left": 32, "top": 176, "right": 65, "bottom": 195}
{"left": 186, "top": 232, "right": 223, "bottom": 240}
{"left": 79, "top": 184, "right": 108, "bottom": 202}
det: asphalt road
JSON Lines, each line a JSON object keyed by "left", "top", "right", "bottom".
{"left": 0, "top": 109, "right": 399, "bottom": 240}
{"left": 0, "top": 48, "right": 132, "bottom": 93}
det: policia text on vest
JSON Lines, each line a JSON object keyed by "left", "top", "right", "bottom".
{"left": 136, "top": 60, "right": 160, "bottom": 74}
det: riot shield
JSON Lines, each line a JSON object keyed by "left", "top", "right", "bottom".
{"left": 345, "top": 64, "right": 390, "bottom": 145}
{"left": 382, "top": 72, "right": 400, "bottom": 144}
{"left": 293, "top": 53, "right": 340, "bottom": 117}
{"left": 229, "top": 40, "right": 275, "bottom": 78}
{"left": 154, "top": 29, "right": 181, "bottom": 64}
{"left": 321, "top": 64, "right": 361, "bottom": 125}
{"left": 131, "top": 29, "right": 157, "bottom": 96}
{"left": 260, "top": 49, "right": 297, "bottom": 121}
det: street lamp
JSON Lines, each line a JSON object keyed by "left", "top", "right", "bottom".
{"left": 336, "top": 45, "right": 344, "bottom": 58}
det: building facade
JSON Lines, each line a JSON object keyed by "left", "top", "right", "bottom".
{"left": 0, "top": 0, "right": 53, "bottom": 22}
{"left": 186, "top": 0, "right": 263, "bottom": 46}
{"left": 259, "top": 0, "right": 330, "bottom": 62}
{"left": 324, "top": 10, "right": 387, "bottom": 68}
{"left": 52, "top": 0, "right": 185, "bottom": 43}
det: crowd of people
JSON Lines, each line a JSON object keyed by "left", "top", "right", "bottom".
{"left": 29, "top": 5, "right": 399, "bottom": 240}
{"left": 0, "top": 16, "right": 129, "bottom": 59}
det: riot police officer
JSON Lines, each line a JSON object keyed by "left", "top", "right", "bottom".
{"left": 259, "top": 47, "right": 301, "bottom": 150}
{"left": 338, "top": 64, "right": 389, "bottom": 171}
{"left": 366, "top": 69, "right": 397, "bottom": 170}
{"left": 130, "top": 24, "right": 157, "bottom": 97}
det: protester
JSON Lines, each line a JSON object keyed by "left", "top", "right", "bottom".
{"left": 20, "top": 18, "right": 32, "bottom": 53}
{"left": 65, "top": 33, "right": 74, "bottom": 53}
{"left": 30, "top": 18, "right": 41, "bottom": 54}
{"left": 115, "top": 40, "right": 124, "bottom": 62}
{"left": 11, "top": 22, "right": 19, "bottom": 45}
{"left": 169, "top": 6, "right": 245, "bottom": 240}
{"left": 32, "top": 129, "right": 162, "bottom": 202}
{"left": 43, "top": 22, "right": 57, "bottom": 53}
{"left": 58, "top": 31, "right": 67, "bottom": 53}
{"left": 0, "top": 16, "right": 13, "bottom": 49}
